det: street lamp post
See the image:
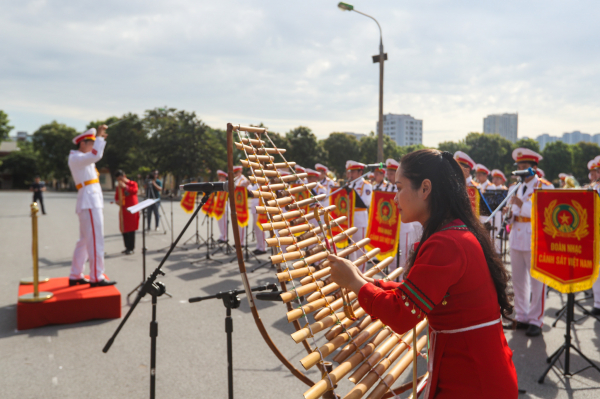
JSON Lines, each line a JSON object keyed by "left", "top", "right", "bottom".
{"left": 338, "top": 2, "right": 387, "bottom": 162}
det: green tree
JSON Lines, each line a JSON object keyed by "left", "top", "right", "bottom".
{"left": 32, "top": 121, "right": 78, "bottom": 182}
{"left": 540, "top": 141, "right": 572, "bottom": 183}
{"left": 464, "top": 133, "right": 513, "bottom": 174}
{"left": 321, "top": 133, "right": 361, "bottom": 177}
{"left": 398, "top": 144, "right": 429, "bottom": 158}
{"left": 0, "top": 141, "right": 39, "bottom": 188}
{"left": 437, "top": 140, "right": 469, "bottom": 155}
{"left": 87, "top": 113, "right": 148, "bottom": 187}
{"left": 284, "top": 126, "right": 326, "bottom": 170}
{"left": 0, "top": 110, "right": 13, "bottom": 143}
{"left": 514, "top": 138, "right": 540, "bottom": 153}
{"left": 358, "top": 132, "right": 399, "bottom": 165}
{"left": 570, "top": 142, "right": 600, "bottom": 182}
{"left": 144, "top": 108, "right": 226, "bottom": 189}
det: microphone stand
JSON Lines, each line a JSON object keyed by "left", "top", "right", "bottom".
{"left": 188, "top": 283, "right": 278, "bottom": 399}
{"left": 103, "top": 192, "right": 212, "bottom": 399}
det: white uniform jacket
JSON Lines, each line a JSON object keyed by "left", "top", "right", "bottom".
{"left": 68, "top": 137, "right": 106, "bottom": 213}
{"left": 509, "top": 175, "right": 554, "bottom": 251}
{"left": 320, "top": 177, "right": 336, "bottom": 196}
{"left": 349, "top": 178, "right": 372, "bottom": 228}
{"left": 479, "top": 180, "right": 493, "bottom": 193}
{"left": 372, "top": 180, "right": 389, "bottom": 192}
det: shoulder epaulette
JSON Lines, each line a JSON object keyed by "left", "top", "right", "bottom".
{"left": 540, "top": 178, "right": 552, "bottom": 186}
{"left": 470, "top": 180, "right": 480, "bottom": 187}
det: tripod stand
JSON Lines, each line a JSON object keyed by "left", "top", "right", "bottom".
{"left": 550, "top": 290, "right": 599, "bottom": 327}
{"left": 211, "top": 208, "right": 234, "bottom": 257}
{"left": 188, "top": 283, "right": 278, "bottom": 399}
{"left": 103, "top": 193, "right": 212, "bottom": 399}
{"left": 229, "top": 223, "right": 268, "bottom": 269}
{"left": 538, "top": 293, "right": 600, "bottom": 383}
{"left": 183, "top": 195, "right": 207, "bottom": 248}
{"left": 191, "top": 212, "right": 223, "bottom": 265}
{"left": 158, "top": 194, "right": 187, "bottom": 252}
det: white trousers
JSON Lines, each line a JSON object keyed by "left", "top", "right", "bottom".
{"left": 251, "top": 208, "right": 266, "bottom": 251}
{"left": 511, "top": 248, "right": 545, "bottom": 327}
{"left": 349, "top": 227, "right": 366, "bottom": 270}
{"left": 217, "top": 211, "right": 227, "bottom": 241}
{"left": 70, "top": 208, "right": 105, "bottom": 282}
{"left": 593, "top": 278, "right": 600, "bottom": 309}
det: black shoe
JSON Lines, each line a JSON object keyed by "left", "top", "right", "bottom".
{"left": 502, "top": 321, "right": 529, "bottom": 330}
{"left": 121, "top": 249, "right": 128, "bottom": 254}
{"left": 525, "top": 325, "right": 542, "bottom": 337}
{"left": 218, "top": 239, "right": 227, "bottom": 244}
{"left": 69, "top": 278, "right": 90, "bottom": 286}
{"left": 90, "top": 280, "right": 117, "bottom": 288}
{"left": 125, "top": 250, "right": 134, "bottom": 255}
{"left": 253, "top": 249, "right": 267, "bottom": 255}
{"left": 590, "top": 307, "right": 600, "bottom": 316}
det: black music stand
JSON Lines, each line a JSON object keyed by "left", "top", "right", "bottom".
{"left": 229, "top": 223, "right": 267, "bottom": 267}
{"left": 538, "top": 293, "right": 600, "bottom": 383}
{"left": 158, "top": 194, "right": 187, "bottom": 253}
{"left": 191, "top": 210, "right": 223, "bottom": 265}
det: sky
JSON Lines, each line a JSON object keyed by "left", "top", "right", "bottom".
{"left": 2, "top": 0, "right": 600, "bottom": 147}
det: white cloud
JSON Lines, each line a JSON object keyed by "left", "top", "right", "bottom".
{"left": 1, "top": 0, "right": 600, "bottom": 147}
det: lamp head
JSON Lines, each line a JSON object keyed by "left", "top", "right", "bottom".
{"left": 338, "top": 2, "right": 354, "bottom": 11}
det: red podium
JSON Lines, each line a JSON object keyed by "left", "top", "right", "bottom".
{"left": 17, "top": 277, "right": 121, "bottom": 330}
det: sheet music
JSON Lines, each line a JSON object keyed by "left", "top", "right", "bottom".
{"left": 127, "top": 198, "right": 159, "bottom": 214}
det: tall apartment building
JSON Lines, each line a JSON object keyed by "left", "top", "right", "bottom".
{"left": 380, "top": 113, "right": 423, "bottom": 147}
{"left": 483, "top": 113, "right": 518, "bottom": 143}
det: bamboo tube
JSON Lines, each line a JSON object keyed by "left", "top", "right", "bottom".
{"left": 270, "top": 250, "right": 305, "bottom": 264}
{"left": 296, "top": 216, "right": 348, "bottom": 242}
{"left": 346, "top": 330, "right": 399, "bottom": 383}
{"left": 300, "top": 266, "right": 330, "bottom": 284}
{"left": 277, "top": 266, "right": 316, "bottom": 283}
{"left": 380, "top": 373, "right": 428, "bottom": 399}
{"left": 266, "top": 162, "right": 295, "bottom": 169}
{"left": 291, "top": 251, "right": 329, "bottom": 269}
{"left": 266, "top": 236, "right": 295, "bottom": 246}
{"left": 278, "top": 223, "right": 312, "bottom": 237}
{"left": 240, "top": 138, "right": 264, "bottom": 146}
{"left": 323, "top": 309, "right": 368, "bottom": 341}
{"left": 272, "top": 209, "right": 303, "bottom": 222}
{"left": 286, "top": 194, "right": 326, "bottom": 210}
{"left": 283, "top": 205, "right": 336, "bottom": 225}
{"left": 280, "top": 281, "right": 325, "bottom": 303}
{"left": 313, "top": 291, "right": 357, "bottom": 320}
{"left": 232, "top": 125, "right": 267, "bottom": 133}
{"left": 280, "top": 173, "right": 308, "bottom": 182}
{"left": 235, "top": 142, "right": 257, "bottom": 152}
{"left": 247, "top": 154, "right": 274, "bottom": 162}
{"left": 261, "top": 220, "right": 290, "bottom": 231}
{"left": 248, "top": 176, "right": 269, "bottom": 184}
{"left": 332, "top": 320, "right": 384, "bottom": 364}
{"left": 261, "top": 183, "right": 288, "bottom": 191}
{"left": 300, "top": 325, "right": 363, "bottom": 370}
{"left": 256, "top": 206, "right": 282, "bottom": 214}
{"left": 256, "top": 147, "right": 285, "bottom": 155}
{"left": 250, "top": 190, "right": 275, "bottom": 199}
{"left": 412, "top": 327, "right": 418, "bottom": 399}
{"left": 266, "top": 196, "right": 294, "bottom": 207}
{"left": 302, "top": 328, "right": 391, "bottom": 399}
{"left": 318, "top": 238, "right": 371, "bottom": 269}
{"left": 306, "top": 228, "right": 357, "bottom": 256}
{"left": 366, "top": 335, "right": 428, "bottom": 399}
{"left": 287, "top": 236, "right": 319, "bottom": 252}
{"left": 305, "top": 280, "right": 340, "bottom": 303}
{"left": 253, "top": 169, "right": 279, "bottom": 177}
{"left": 291, "top": 305, "right": 364, "bottom": 344}
{"left": 240, "top": 160, "right": 261, "bottom": 168}
{"left": 286, "top": 295, "right": 335, "bottom": 322}
{"left": 283, "top": 182, "right": 317, "bottom": 195}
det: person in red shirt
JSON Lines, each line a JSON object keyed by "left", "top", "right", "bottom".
{"left": 114, "top": 170, "right": 139, "bottom": 255}
{"left": 328, "top": 149, "right": 518, "bottom": 398}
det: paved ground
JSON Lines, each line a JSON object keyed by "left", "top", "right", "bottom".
{"left": 1, "top": 190, "right": 600, "bottom": 399}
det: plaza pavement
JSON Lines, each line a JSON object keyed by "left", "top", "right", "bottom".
{"left": 1, "top": 190, "right": 600, "bottom": 399}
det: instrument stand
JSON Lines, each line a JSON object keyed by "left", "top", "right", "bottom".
{"left": 182, "top": 195, "right": 207, "bottom": 248}
{"left": 128, "top": 208, "right": 172, "bottom": 300}
{"left": 229, "top": 223, "right": 267, "bottom": 268}
{"left": 158, "top": 195, "right": 187, "bottom": 252}
{"left": 551, "top": 291, "right": 599, "bottom": 327}
{"left": 538, "top": 293, "right": 600, "bottom": 383}
{"left": 191, "top": 212, "right": 223, "bottom": 265}
{"left": 103, "top": 193, "right": 212, "bottom": 399}
{"left": 211, "top": 211, "right": 235, "bottom": 257}
{"left": 188, "top": 283, "right": 278, "bottom": 399}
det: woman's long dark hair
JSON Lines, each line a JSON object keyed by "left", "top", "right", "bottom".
{"left": 402, "top": 149, "right": 513, "bottom": 317}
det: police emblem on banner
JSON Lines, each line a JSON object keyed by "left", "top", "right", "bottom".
{"left": 365, "top": 191, "right": 401, "bottom": 261}
{"left": 543, "top": 200, "right": 589, "bottom": 240}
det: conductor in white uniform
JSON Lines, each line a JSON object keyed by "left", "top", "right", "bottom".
{"left": 68, "top": 125, "right": 116, "bottom": 287}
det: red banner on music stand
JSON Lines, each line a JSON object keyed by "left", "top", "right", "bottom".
{"left": 180, "top": 191, "right": 197, "bottom": 214}
{"left": 234, "top": 186, "right": 249, "bottom": 227}
{"left": 329, "top": 188, "right": 354, "bottom": 249}
{"left": 365, "top": 191, "right": 401, "bottom": 261}
{"left": 212, "top": 191, "right": 228, "bottom": 220}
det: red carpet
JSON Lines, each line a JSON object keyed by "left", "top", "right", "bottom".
{"left": 17, "top": 277, "right": 121, "bottom": 330}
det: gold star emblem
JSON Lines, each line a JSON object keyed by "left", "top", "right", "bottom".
{"left": 559, "top": 213, "right": 571, "bottom": 225}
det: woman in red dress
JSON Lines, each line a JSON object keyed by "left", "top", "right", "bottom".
{"left": 328, "top": 149, "right": 518, "bottom": 398}
{"left": 114, "top": 170, "right": 139, "bottom": 255}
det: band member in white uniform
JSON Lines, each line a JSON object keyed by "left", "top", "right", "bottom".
{"left": 491, "top": 169, "right": 508, "bottom": 190}
{"left": 474, "top": 164, "right": 493, "bottom": 192}
{"left": 68, "top": 126, "right": 116, "bottom": 287}
{"left": 247, "top": 173, "right": 267, "bottom": 255}
{"left": 489, "top": 169, "right": 507, "bottom": 253}
{"left": 316, "top": 163, "right": 336, "bottom": 195}
{"left": 587, "top": 158, "right": 600, "bottom": 315}
{"left": 346, "top": 161, "right": 372, "bottom": 264}
{"left": 306, "top": 168, "right": 328, "bottom": 228}
{"left": 505, "top": 148, "right": 554, "bottom": 337}
{"left": 371, "top": 166, "right": 388, "bottom": 191}
{"left": 383, "top": 158, "right": 421, "bottom": 277}
{"left": 216, "top": 170, "right": 229, "bottom": 243}
{"left": 454, "top": 151, "right": 478, "bottom": 187}
{"left": 233, "top": 165, "right": 249, "bottom": 247}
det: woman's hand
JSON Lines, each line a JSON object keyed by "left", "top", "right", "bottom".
{"left": 327, "top": 254, "right": 368, "bottom": 295}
